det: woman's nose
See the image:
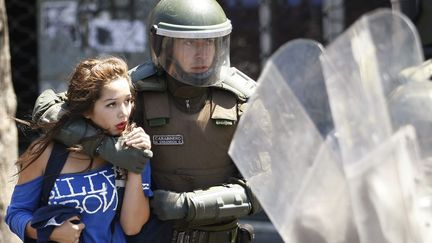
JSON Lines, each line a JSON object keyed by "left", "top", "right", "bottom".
{"left": 118, "top": 103, "right": 129, "bottom": 118}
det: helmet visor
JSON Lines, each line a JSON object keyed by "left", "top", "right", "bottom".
{"left": 158, "top": 36, "right": 230, "bottom": 87}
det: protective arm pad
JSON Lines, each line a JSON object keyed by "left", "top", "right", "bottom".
{"left": 185, "top": 184, "right": 252, "bottom": 222}
{"left": 229, "top": 178, "right": 262, "bottom": 215}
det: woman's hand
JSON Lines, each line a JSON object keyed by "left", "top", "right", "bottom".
{"left": 49, "top": 216, "right": 85, "bottom": 243}
{"left": 124, "top": 126, "right": 151, "bottom": 150}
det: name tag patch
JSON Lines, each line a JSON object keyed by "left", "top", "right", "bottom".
{"left": 153, "top": 135, "right": 184, "bottom": 145}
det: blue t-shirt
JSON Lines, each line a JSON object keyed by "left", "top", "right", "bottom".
{"left": 6, "top": 162, "right": 152, "bottom": 243}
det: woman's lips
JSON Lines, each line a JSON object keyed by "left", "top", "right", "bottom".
{"left": 116, "top": 122, "right": 127, "bottom": 131}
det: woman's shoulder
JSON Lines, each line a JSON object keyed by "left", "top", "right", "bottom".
{"left": 17, "top": 141, "right": 54, "bottom": 185}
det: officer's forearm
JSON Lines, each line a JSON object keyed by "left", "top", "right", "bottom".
{"left": 184, "top": 184, "right": 252, "bottom": 222}
{"left": 54, "top": 118, "right": 99, "bottom": 148}
{"left": 55, "top": 119, "right": 152, "bottom": 173}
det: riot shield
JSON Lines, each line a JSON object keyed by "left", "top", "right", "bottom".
{"left": 229, "top": 39, "right": 356, "bottom": 243}
{"left": 344, "top": 126, "right": 423, "bottom": 243}
{"left": 389, "top": 81, "right": 432, "bottom": 159}
{"left": 320, "top": 9, "right": 423, "bottom": 165}
{"left": 389, "top": 81, "right": 432, "bottom": 242}
{"left": 275, "top": 39, "right": 334, "bottom": 136}
{"left": 320, "top": 9, "right": 425, "bottom": 243}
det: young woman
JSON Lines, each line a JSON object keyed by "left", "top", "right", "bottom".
{"left": 6, "top": 57, "right": 151, "bottom": 243}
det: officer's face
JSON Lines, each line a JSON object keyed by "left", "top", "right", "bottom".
{"left": 85, "top": 77, "right": 133, "bottom": 135}
{"left": 172, "top": 38, "right": 216, "bottom": 74}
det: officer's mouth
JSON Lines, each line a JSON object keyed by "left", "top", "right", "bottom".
{"left": 190, "top": 66, "right": 209, "bottom": 73}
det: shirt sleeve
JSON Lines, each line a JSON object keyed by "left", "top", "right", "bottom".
{"left": 5, "top": 177, "right": 43, "bottom": 241}
{"left": 141, "top": 161, "right": 153, "bottom": 197}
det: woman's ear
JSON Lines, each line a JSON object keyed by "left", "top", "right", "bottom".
{"left": 82, "top": 111, "right": 92, "bottom": 120}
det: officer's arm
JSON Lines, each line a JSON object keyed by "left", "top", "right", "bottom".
{"left": 32, "top": 89, "right": 152, "bottom": 173}
{"left": 32, "top": 89, "right": 67, "bottom": 126}
{"left": 150, "top": 179, "right": 261, "bottom": 222}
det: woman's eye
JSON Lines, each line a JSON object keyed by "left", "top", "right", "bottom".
{"left": 106, "top": 102, "right": 116, "bottom": 108}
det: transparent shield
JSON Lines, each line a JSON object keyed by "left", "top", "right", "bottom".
{"left": 344, "top": 126, "right": 424, "bottom": 243}
{"left": 229, "top": 39, "right": 353, "bottom": 242}
{"left": 320, "top": 9, "right": 423, "bottom": 165}
{"left": 320, "top": 9, "right": 426, "bottom": 243}
{"left": 273, "top": 39, "right": 334, "bottom": 137}
{"left": 389, "top": 81, "right": 432, "bottom": 158}
{"left": 286, "top": 136, "right": 359, "bottom": 243}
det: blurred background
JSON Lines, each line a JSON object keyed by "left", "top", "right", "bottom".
{"left": 4, "top": 0, "right": 430, "bottom": 242}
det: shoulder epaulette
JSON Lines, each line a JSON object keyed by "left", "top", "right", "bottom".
{"left": 129, "top": 62, "right": 166, "bottom": 92}
{"left": 212, "top": 67, "right": 257, "bottom": 101}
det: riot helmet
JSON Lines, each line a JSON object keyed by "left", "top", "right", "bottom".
{"left": 148, "top": 0, "right": 232, "bottom": 87}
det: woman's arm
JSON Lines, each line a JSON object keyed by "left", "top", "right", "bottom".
{"left": 8, "top": 142, "right": 85, "bottom": 241}
{"left": 6, "top": 142, "right": 50, "bottom": 240}
{"left": 120, "top": 171, "right": 150, "bottom": 235}
{"left": 6, "top": 178, "right": 41, "bottom": 240}
{"left": 120, "top": 126, "right": 151, "bottom": 235}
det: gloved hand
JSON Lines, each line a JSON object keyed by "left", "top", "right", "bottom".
{"left": 150, "top": 190, "right": 189, "bottom": 221}
{"left": 98, "top": 136, "right": 152, "bottom": 173}
{"left": 55, "top": 118, "right": 152, "bottom": 173}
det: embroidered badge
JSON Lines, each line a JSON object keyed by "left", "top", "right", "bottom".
{"left": 215, "top": 119, "right": 234, "bottom": 126}
{"left": 153, "top": 135, "right": 184, "bottom": 145}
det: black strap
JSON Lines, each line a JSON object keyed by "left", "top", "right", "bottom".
{"left": 110, "top": 171, "right": 125, "bottom": 237}
{"left": 39, "top": 142, "right": 69, "bottom": 207}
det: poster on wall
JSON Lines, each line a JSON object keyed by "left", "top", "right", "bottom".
{"left": 40, "top": 1, "right": 79, "bottom": 44}
{"left": 88, "top": 19, "right": 146, "bottom": 53}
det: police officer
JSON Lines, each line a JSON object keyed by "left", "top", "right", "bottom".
{"left": 33, "top": 0, "right": 260, "bottom": 242}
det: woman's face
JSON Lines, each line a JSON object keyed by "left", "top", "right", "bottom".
{"left": 172, "top": 38, "right": 216, "bottom": 74}
{"left": 85, "top": 77, "right": 133, "bottom": 135}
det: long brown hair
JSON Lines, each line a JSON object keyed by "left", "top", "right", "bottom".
{"left": 17, "top": 56, "right": 133, "bottom": 172}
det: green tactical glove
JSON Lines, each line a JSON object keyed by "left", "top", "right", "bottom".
{"left": 55, "top": 118, "right": 153, "bottom": 173}
{"left": 150, "top": 184, "right": 252, "bottom": 222}
{"left": 97, "top": 136, "right": 153, "bottom": 173}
